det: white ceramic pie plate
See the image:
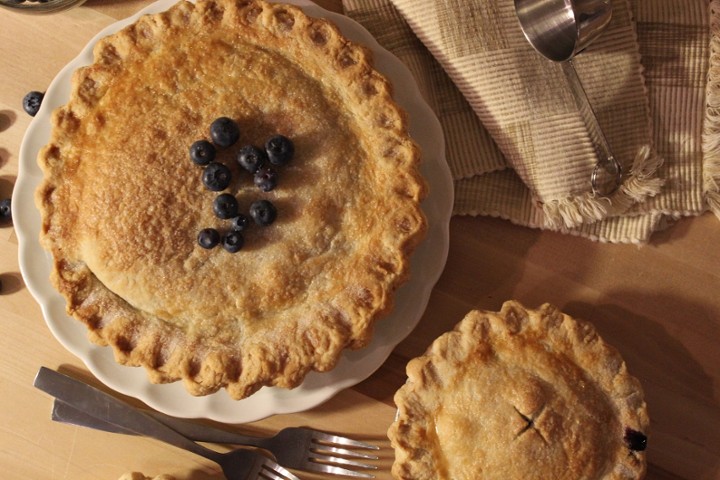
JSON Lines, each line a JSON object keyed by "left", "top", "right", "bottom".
{"left": 15, "top": 0, "right": 452, "bottom": 423}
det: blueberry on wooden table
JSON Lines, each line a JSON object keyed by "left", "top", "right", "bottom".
{"left": 22, "top": 91, "right": 44, "bottom": 117}
{"left": 0, "top": 198, "right": 11, "bottom": 223}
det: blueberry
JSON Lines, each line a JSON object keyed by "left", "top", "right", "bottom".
{"left": 189, "top": 140, "right": 216, "bottom": 165}
{"left": 231, "top": 214, "right": 251, "bottom": 231}
{"left": 265, "top": 134, "right": 294, "bottom": 166}
{"left": 213, "top": 193, "right": 239, "bottom": 219}
{"left": 22, "top": 91, "right": 44, "bottom": 117}
{"left": 210, "top": 117, "right": 240, "bottom": 148}
{"left": 198, "top": 228, "right": 220, "bottom": 249}
{"left": 253, "top": 166, "right": 278, "bottom": 192}
{"left": 237, "top": 145, "right": 267, "bottom": 173}
{"left": 0, "top": 199, "right": 11, "bottom": 223}
{"left": 624, "top": 428, "right": 647, "bottom": 452}
{"left": 202, "top": 162, "right": 232, "bottom": 191}
{"left": 249, "top": 199, "right": 277, "bottom": 226}
{"left": 222, "top": 231, "right": 245, "bottom": 253}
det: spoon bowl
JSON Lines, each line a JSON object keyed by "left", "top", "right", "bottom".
{"left": 515, "top": 0, "right": 612, "bottom": 61}
{"left": 0, "top": 0, "right": 87, "bottom": 14}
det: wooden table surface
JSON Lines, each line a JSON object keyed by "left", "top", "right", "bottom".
{"left": 1, "top": 1, "right": 719, "bottom": 479}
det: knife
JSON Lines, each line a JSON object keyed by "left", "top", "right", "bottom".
{"left": 51, "top": 396, "right": 248, "bottom": 444}
{"left": 33, "top": 367, "right": 228, "bottom": 456}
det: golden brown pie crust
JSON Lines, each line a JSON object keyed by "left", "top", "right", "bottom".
{"left": 36, "top": 0, "right": 427, "bottom": 399}
{"left": 389, "top": 301, "right": 649, "bottom": 480}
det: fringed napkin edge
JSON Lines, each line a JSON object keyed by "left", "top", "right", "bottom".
{"left": 704, "top": 0, "right": 720, "bottom": 219}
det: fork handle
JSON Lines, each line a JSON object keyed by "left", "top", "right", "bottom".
{"left": 146, "top": 410, "right": 273, "bottom": 449}
{"left": 34, "top": 367, "right": 223, "bottom": 462}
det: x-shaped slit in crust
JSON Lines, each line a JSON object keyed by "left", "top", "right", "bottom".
{"left": 513, "top": 405, "right": 548, "bottom": 444}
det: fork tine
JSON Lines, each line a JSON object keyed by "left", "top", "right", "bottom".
{"left": 258, "top": 461, "right": 299, "bottom": 480}
{"left": 312, "top": 443, "right": 379, "bottom": 460}
{"left": 305, "top": 462, "right": 376, "bottom": 478}
{"left": 310, "top": 451, "right": 379, "bottom": 470}
{"left": 311, "top": 431, "right": 380, "bottom": 451}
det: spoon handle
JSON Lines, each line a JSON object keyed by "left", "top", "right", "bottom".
{"left": 561, "top": 59, "right": 622, "bottom": 196}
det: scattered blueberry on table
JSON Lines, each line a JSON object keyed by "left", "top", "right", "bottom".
{"left": 0, "top": 198, "right": 11, "bottom": 223}
{"left": 22, "top": 91, "right": 44, "bottom": 117}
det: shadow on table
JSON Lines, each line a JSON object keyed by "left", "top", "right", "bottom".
{"left": 359, "top": 215, "right": 719, "bottom": 479}
{"left": 566, "top": 296, "right": 720, "bottom": 480}
{"left": 356, "top": 215, "right": 543, "bottom": 403}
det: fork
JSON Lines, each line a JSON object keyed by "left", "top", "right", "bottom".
{"left": 33, "top": 367, "right": 299, "bottom": 480}
{"left": 52, "top": 396, "right": 380, "bottom": 478}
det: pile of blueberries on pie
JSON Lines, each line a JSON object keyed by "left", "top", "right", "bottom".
{"left": 190, "top": 117, "right": 294, "bottom": 253}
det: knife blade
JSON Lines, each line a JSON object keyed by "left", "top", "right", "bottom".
{"left": 52, "top": 398, "right": 133, "bottom": 435}
{"left": 33, "top": 367, "right": 218, "bottom": 455}
{"left": 51, "top": 397, "right": 246, "bottom": 444}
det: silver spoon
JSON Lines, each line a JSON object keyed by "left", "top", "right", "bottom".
{"left": 514, "top": 0, "right": 622, "bottom": 196}
{"left": 0, "top": 0, "right": 87, "bottom": 14}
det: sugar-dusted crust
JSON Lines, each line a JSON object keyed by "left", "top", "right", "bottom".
{"left": 36, "top": 0, "right": 427, "bottom": 399}
{"left": 389, "top": 301, "right": 649, "bottom": 480}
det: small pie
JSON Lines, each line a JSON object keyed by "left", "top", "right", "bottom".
{"left": 389, "top": 301, "right": 649, "bottom": 479}
{"left": 36, "top": 0, "right": 427, "bottom": 399}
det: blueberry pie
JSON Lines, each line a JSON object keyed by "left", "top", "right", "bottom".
{"left": 389, "top": 301, "right": 649, "bottom": 479}
{"left": 36, "top": 0, "right": 426, "bottom": 399}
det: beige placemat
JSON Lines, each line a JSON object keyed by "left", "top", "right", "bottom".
{"left": 343, "top": 0, "right": 719, "bottom": 243}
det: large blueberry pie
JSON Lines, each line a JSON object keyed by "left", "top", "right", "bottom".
{"left": 36, "top": 0, "right": 427, "bottom": 399}
{"left": 389, "top": 301, "right": 649, "bottom": 479}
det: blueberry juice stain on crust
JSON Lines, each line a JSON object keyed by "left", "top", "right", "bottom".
{"left": 624, "top": 428, "right": 647, "bottom": 452}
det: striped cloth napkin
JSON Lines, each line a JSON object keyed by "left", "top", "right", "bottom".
{"left": 342, "top": 0, "right": 720, "bottom": 243}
